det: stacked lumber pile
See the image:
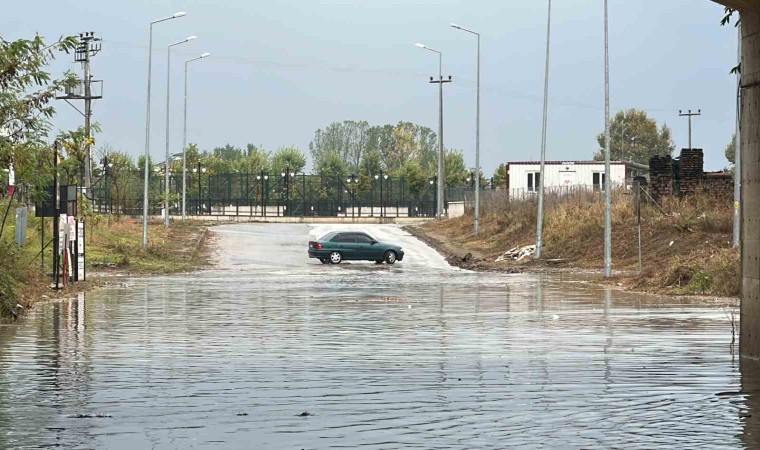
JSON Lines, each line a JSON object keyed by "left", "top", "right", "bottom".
{"left": 678, "top": 148, "right": 704, "bottom": 195}
{"left": 648, "top": 155, "right": 673, "bottom": 200}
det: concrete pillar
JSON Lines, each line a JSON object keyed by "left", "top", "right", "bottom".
{"left": 740, "top": 9, "right": 760, "bottom": 358}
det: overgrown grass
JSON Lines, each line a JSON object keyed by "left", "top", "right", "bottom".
{"left": 0, "top": 200, "right": 210, "bottom": 318}
{"left": 87, "top": 217, "right": 209, "bottom": 273}
{"left": 421, "top": 189, "right": 739, "bottom": 297}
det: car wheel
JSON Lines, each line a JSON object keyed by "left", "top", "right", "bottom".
{"left": 329, "top": 252, "right": 343, "bottom": 264}
{"left": 384, "top": 251, "right": 397, "bottom": 265}
{"left": 319, "top": 258, "right": 330, "bottom": 264}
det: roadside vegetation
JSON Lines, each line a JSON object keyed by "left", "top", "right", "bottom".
{"left": 412, "top": 189, "right": 739, "bottom": 297}
{"left": 0, "top": 208, "right": 211, "bottom": 318}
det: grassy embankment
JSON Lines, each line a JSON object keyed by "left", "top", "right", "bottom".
{"left": 411, "top": 189, "right": 739, "bottom": 297}
{"left": 0, "top": 208, "right": 212, "bottom": 317}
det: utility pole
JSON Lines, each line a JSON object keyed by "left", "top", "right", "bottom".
{"left": 58, "top": 33, "right": 102, "bottom": 209}
{"left": 79, "top": 33, "right": 101, "bottom": 208}
{"left": 431, "top": 73, "right": 452, "bottom": 220}
{"left": 415, "top": 43, "right": 451, "bottom": 220}
{"left": 678, "top": 109, "right": 701, "bottom": 149}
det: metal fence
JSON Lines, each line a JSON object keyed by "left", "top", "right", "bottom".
{"left": 91, "top": 171, "right": 493, "bottom": 218}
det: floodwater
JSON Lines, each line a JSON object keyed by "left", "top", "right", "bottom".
{"left": 0, "top": 223, "right": 755, "bottom": 449}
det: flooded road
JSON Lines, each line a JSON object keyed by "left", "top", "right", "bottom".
{"left": 0, "top": 223, "right": 752, "bottom": 448}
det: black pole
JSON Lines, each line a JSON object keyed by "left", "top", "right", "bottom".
{"left": 264, "top": 174, "right": 268, "bottom": 218}
{"left": 380, "top": 171, "right": 384, "bottom": 218}
{"left": 41, "top": 217, "right": 44, "bottom": 272}
{"left": 53, "top": 142, "right": 60, "bottom": 290}
{"left": 285, "top": 166, "right": 290, "bottom": 217}
{"left": 197, "top": 161, "right": 202, "bottom": 215}
{"left": 302, "top": 172, "right": 306, "bottom": 217}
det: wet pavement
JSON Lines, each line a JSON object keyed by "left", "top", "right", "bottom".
{"left": 0, "top": 223, "right": 753, "bottom": 449}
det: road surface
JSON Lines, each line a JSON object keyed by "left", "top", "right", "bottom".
{"left": 0, "top": 223, "right": 751, "bottom": 449}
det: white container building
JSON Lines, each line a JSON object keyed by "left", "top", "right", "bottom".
{"left": 505, "top": 161, "right": 649, "bottom": 193}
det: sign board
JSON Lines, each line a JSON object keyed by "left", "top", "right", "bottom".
{"left": 58, "top": 214, "right": 67, "bottom": 254}
{"left": 77, "top": 221, "right": 85, "bottom": 281}
{"left": 14, "top": 207, "right": 27, "bottom": 245}
{"left": 35, "top": 185, "right": 78, "bottom": 217}
{"left": 67, "top": 216, "right": 76, "bottom": 242}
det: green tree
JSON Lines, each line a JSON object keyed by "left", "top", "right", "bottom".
{"left": 444, "top": 148, "right": 468, "bottom": 189}
{"left": 725, "top": 133, "right": 736, "bottom": 165}
{"left": 0, "top": 34, "right": 78, "bottom": 234}
{"left": 398, "top": 159, "right": 427, "bottom": 196}
{"left": 359, "top": 149, "right": 382, "bottom": 177}
{"left": 270, "top": 146, "right": 306, "bottom": 175}
{"left": 593, "top": 109, "right": 675, "bottom": 164}
{"left": 212, "top": 144, "right": 244, "bottom": 161}
{"left": 314, "top": 151, "right": 349, "bottom": 180}
{"left": 493, "top": 163, "right": 507, "bottom": 187}
{"left": 236, "top": 145, "right": 269, "bottom": 174}
{"left": 96, "top": 147, "right": 135, "bottom": 214}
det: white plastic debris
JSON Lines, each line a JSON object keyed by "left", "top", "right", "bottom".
{"left": 495, "top": 244, "right": 537, "bottom": 262}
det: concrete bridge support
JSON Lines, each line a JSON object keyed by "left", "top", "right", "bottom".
{"left": 716, "top": 1, "right": 760, "bottom": 357}
{"left": 740, "top": 8, "right": 760, "bottom": 358}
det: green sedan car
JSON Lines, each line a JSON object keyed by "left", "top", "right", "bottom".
{"left": 308, "top": 231, "right": 404, "bottom": 265}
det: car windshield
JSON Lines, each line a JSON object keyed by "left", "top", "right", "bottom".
{"left": 318, "top": 232, "right": 337, "bottom": 242}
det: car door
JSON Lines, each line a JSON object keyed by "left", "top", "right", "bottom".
{"left": 353, "top": 233, "right": 376, "bottom": 259}
{"left": 332, "top": 233, "right": 357, "bottom": 259}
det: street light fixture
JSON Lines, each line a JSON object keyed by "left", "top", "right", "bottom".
{"left": 142, "top": 11, "right": 186, "bottom": 248}
{"left": 450, "top": 22, "right": 481, "bottom": 235}
{"left": 182, "top": 52, "right": 211, "bottom": 220}
{"left": 164, "top": 35, "right": 198, "bottom": 228}
{"left": 415, "top": 42, "right": 448, "bottom": 220}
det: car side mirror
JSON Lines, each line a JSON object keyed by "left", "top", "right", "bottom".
{"left": 371, "top": 241, "right": 378, "bottom": 245}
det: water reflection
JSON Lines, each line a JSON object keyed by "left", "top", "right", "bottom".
{"left": 0, "top": 224, "right": 750, "bottom": 448}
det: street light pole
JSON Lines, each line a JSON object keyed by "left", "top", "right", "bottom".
{"left": 164, "top": 35, "right": 197, "bottom": 228}
{"left": 450, "top": 23, "right": 481, "bottom": 235}
{"left": 182, "top": 52, "right": 210, "bottom": 221}
{"left": 604, "top": 0, "right": 612, "bottom": 278}
{"left": 143, "top": 11, "right": 186, "bottom": 248}
{"left": 415, "top": 43, "right": 451, "bottom": 220}
{"left": 535, "top": 0, "right": 551, "bottom": 260}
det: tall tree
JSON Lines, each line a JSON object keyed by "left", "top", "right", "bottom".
{"left": 314, "top": 151, "right": 349, "bottom": 180}
{"left": 493, "top": 163, "right": 507, "bottom": 187}
{"left": 444, "top": 149, "right": 468, "bottom": 189}
{"left": 270, "top": 146, "right": 306, "bottom": 175}
{"left": 725, "top": 133, "right": 736, "bottom": 165}
{"left": 212, "top": 144, "right": 244, "bottom": 161}
{"left": 593, "top": 109, "right": 675, "bottom": 164}
{"left": 359, "top": 149, "right": 382, "bottom": 177}
{"left": 237, "top": 145, "right": 269, "bottom": 174}
{"left": 0, "top": 34, "right": 78, "bottom": 219}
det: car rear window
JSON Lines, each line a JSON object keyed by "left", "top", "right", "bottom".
{"left": 331, "top": 233, "right": 355, "bottom": 243}
{"left": 319, "top": 232, "right": 337, "bottom": 241}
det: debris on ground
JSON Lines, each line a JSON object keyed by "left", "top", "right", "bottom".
{"left": 68, "top": 413, "right": 112, "bottom": 419}
{"left": 296, "top": 411, "right": 314, "bottom": 417}
{"left": 236, "top": 412, "right": 248, "bottom": 416}
{"left": 495, "top": 245, "right": 536, "bottom": 262}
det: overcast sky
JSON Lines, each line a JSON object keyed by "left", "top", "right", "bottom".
{"left": 4, "top": 0, "right": 738, "bottom": 173}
